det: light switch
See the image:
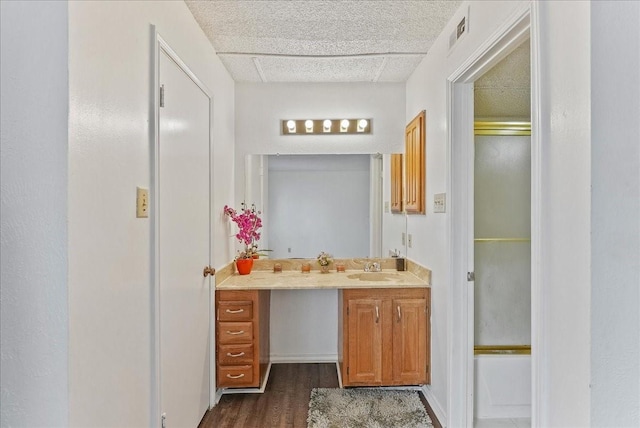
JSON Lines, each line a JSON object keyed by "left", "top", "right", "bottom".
{"left": 136, "top": 187, "right": 149, "bottom": 218}
{"left": 434, "top": 193, "right": 446, "bottom": 213}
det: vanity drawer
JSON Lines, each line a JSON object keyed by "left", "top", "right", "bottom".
{"left": 218, "top": 321, "right": 253, "bottom": 344}
{"left": 218, "top": 300, "right": 253, "bottom": 321}
{"left": 218, "top": 365, "right": 254, "bottom": 387}
{"left": 218, "top": 343, "right": 254, "bottom": 365}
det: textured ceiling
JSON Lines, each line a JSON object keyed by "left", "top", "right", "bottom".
{"left": 475, "top": 41, "right": 531, "bottom": 119}
{"left": 185, "top": 0, "right": 462, "bottom": 83}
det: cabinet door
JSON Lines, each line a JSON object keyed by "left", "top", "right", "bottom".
{"left": 390, "top": 153, "right": 403, "bottom": 213}
{"left": 347, "top": 299, "right": 383, "bottom": 384}
{"left": 405, "top": 111, "right": 426, "bottom": 214}
{"left": 392, "top": 298, "right": 427, "bottom": 384}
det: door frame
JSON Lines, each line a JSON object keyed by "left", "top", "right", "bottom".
{"left": 370, "top": 153, "right": 383, "bottom": 258}
{"left": 446, "top": 3, "right": 542, "bottom": 427}
{"left": 150, "top": 27, "right": 216, "bottom": 427}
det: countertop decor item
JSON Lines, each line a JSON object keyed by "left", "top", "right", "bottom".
{"left": 317, "top": 252, "right": 333, "bottom": 273}
{"left": 235, "top": 258, "right": 253, "bottom": 275}
{"left": 224, "top": 202, "right": 270, "bottom": 266}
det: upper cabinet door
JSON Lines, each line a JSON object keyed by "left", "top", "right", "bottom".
{"left": 405, "top": 111, "right": 426, "bottom": 214}
{"left": 390, "top": 153, "right": 403, "bottom": 213}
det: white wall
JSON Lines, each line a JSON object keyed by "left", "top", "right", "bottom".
{"left": 68, "top": 1, "right": 235, "bottom": 426}
{"left": 406, "top": 0, "right": 636, "bottom": 425}
{"left": 266, "top": 155, "right": 369, "bottom": 360}
{"left": 590, "top": 1, "right": 640, "bottom": 427}
{"left": 235, "top": 82, "right": 405, "bottom": 213}
{"left": 404, "top": 1, "right": 531, "bottom": 420}
{"left": 0, "top": 1, "right": 69, "bottom": 426}
{"left": 537, "top": 2, "right": 592, "bottom": 425}
{"left": 235, "top": 83, "right": 405, "bottom": 361}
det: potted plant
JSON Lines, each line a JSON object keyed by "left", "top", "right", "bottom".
{"left": 317, "top": 251, "right": 333, "bottom": 273}
{"left": 224, "top": 203, "right": 264, "bottom": 275}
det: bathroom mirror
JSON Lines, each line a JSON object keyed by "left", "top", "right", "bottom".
{"left": 243, "top": 154, "right": 407, "bottom": 259}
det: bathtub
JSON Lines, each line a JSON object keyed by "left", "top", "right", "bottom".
{"left": 474, "top": 347, "right": 531, "bottom": 419}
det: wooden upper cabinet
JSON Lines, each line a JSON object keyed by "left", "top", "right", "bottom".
{"left": 405, "top": 111, "right": 426, "bottom": 214}
{"left": 390, "top": 153, "right": 403, "bottom": 213}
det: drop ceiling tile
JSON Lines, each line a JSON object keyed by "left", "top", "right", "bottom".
{"left": 257, "top": 56, "right": 386, "bottom": 82}
{"left": 185, "top": 0, "right": 463, "bottom": 83}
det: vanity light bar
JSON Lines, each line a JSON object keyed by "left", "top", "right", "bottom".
{"left": 281, "top": 119, "right": 372, "bottom": 135}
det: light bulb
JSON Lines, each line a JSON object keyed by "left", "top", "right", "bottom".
{"left": 286, "top": 120, "right": 296, "bottom": 133}
{"left": 305, "top": 119, "right": 314, "bottom": 133}
{"left": 357, "top": 119, "right": 368, "bottom": 132}
{"left": 323, "top": 119, "right": 332, "bottom": 132}
{"left": 340, "top": 119, "right": 349, "bottom": 132}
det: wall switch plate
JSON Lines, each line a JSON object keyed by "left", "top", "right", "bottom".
{"left": 434, "top": 193, "right": 446, "bottom": 213}
{"left": 408, "top": 234, "right": 413, "bottom": 248}
{"left": 136, "top": 187, "right": 149, "bottom": 218}
{"left": 384, "top": 201, "right": 390, "bottom": 213}
{"left": 401, "top": 232, "right": 406, "bottom": 246}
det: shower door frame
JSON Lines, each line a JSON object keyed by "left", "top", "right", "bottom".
{"left": 446, "top": 3, "right": 543, "bottom": 427}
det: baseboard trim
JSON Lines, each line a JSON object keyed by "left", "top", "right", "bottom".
{"left": 270, "top": 353, "right": 338, "bottom": 363}
{"left": 421, "top": 385, "right": 447, "bottom": 428}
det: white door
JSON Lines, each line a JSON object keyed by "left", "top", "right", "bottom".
{"left": 159, "top": 49, "right": 211, "bottom": 427}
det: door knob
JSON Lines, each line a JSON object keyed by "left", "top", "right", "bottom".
{"left": 203, "top": 266, "right": 215, "bottom": 277}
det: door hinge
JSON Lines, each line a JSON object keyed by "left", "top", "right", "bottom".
{"left": 467, "top": 271, "right": 475, "bottom": 282}
{"left": 160, "top": 84, "right": 165, "bottom": 108}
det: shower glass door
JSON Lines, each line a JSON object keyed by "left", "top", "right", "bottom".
{"left": 474, "top": 122, "right": 531, "bottom": 354}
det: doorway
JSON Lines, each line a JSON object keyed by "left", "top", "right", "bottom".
{"left": 447, "top": 5, "right": 541, "bottom": 428}
{"left": 152, "top": 34, "right": 214, "bottom": 427}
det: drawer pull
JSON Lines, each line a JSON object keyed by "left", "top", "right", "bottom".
{"left": 225, "top": 308, "right": 245, "bottom": 314}
{"left": 226, "top": 352, "right": 246, "bottom": 358}
{"left": 375, "top": 306, "right": 380, "bottom": 324}
{"left": 226, "top": 373, "right": 245, "bottom": 379}
{"left": 226, "top": 330, "right": 245, "bottom": 335}
{"left": 397, "top": 305, "right": 401, "bottom": 322}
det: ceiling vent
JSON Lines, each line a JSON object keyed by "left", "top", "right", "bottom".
{"left": 449, "top": 6, "right": 470, "bottom": 53}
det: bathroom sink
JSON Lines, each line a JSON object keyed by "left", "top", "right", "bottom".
{"left": 346, "top": 272, "right": 400, "bottom": 282}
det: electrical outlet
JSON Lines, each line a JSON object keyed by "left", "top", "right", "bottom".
{"left": 136, "top": 187, "right": 149, "bottom": 218}
{"left": 408, "top": 234, "right": 413, "bottom": 248}
{"left": 434, "top": 193, "right": 446, "bottom": 213}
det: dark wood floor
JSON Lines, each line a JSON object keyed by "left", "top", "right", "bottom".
{"left": 199, "top": 363, "right": 441, "bottom": 428}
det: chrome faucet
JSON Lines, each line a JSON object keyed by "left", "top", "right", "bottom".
{"left": 364, "top": 261, "right": 381, "bottom": 272}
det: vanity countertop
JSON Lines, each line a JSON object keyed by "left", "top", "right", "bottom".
{"left": 215, "top": 258, "right": 430, "bottom": 290}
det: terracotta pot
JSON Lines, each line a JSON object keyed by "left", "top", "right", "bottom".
{"left": 236, "top": 258, "right": 254, "bottom": 275}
